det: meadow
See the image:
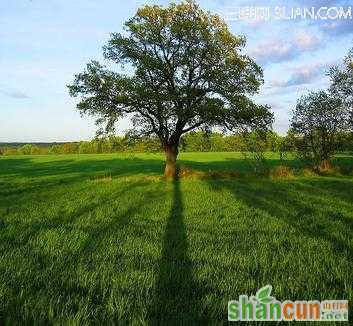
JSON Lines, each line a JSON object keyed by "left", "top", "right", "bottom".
{"left": 0, "top": 152, "right": 352, "bottom": 324}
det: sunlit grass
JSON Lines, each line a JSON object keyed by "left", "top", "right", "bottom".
{"left": 0, "top": 153, "right": 352, "bottom": 324}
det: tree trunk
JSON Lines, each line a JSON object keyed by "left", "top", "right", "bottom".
{"left": 164, "top": 145, "right": 178, "bottom": 178}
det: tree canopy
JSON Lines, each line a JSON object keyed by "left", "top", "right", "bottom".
{"left": 68, "top": 1, "right": 273, "bottom": 176}
{"left": 290, "top": 90, "right": 349, "bottom": 166}
{"left": 329, "top": 48, "right": 353, "bottom": 128}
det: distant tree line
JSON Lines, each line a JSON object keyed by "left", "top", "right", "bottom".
{"left": 1, "top": 130, "right": 352, "bottom": 157}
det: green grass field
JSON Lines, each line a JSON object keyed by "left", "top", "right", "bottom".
{"left": 0, "top": 152, "right": 352, "bottom": 324}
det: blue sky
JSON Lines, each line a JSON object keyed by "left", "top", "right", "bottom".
{"left": 1, "top": 0, "right": 352, "bottom": 142}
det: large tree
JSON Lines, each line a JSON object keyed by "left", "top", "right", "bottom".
{"left": 290, "top": 90, "right": 349, "bottom": 167}
{"left": 68, "top": 1, "right": 272, "bottom": 177}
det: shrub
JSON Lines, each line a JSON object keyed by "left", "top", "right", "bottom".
{"left": 61, "top": 143, "right": 79, "bottom": 154}
{"left": 269, "top": 165, "right": 294, "bottom": 178}
{"left": 240, "top": 131, "right": 269, "bottom": 175}
{"left": 3, "top": 148, "right": 19, "bottom": 155}
{"left": 48, "top": 145, "right": 62, "bottom": 154}
{"left": 301, "top": 168, "right": 316, "bottom": 177}
{"left": 317, "top": 160, "right": 334, "bottom": 173}
{"left": 18, "top": 144, "right": 40, "bottom": 155}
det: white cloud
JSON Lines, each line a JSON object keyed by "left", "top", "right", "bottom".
{"left": 0, "top": 88, "right": 30, "bottom": 99}
{"left": 293, "top": 30, "right": 321, "bottom": 50}
{"left": 248, "top": 40, "right": 293, "bottom": 64}
{"left": 248, "top": 30, "right": 322, "bottom": 65}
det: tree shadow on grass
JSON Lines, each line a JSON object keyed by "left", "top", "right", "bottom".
{"left": 0, "top": 180, "right": 164, "bottom": 324}
{"left": 209, "top": 178, "right": 353, "bottom": 257}
{"left": 205, "top": 177, "right": 353, "bottom": 320}
{"left": 0, "top": 156, "right": 164, "bottom": 199}
{"left": 0, "top": 156, "right": 163, "bottom": 178}
{"left": 179, "top": 153, "right": 303, "bottom": 174}
{"left": 180, "top": 153, "right": 353, "bottom": 175}
{"left": 0, "top": 180, "right": 146, "bottom": 253}
{"left": 148, "top": 178, "right": 205, "bottom": 324}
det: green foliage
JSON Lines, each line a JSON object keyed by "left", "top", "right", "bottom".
{"left": 1, "top": 148, "right": 19, "bottom": 156}
{"left": 18, "top": 144, "right": 32, "bottom": 155}
{"left": 1, "top": 132, "right": 289, "bottom": 155}
{"left": 48, "top": 143, "right": 80, "bottom": 155}
{"left": 62, "top": 143, "right": 80, "bottom": 154}
{"left": 181, "top": 132, "right": 213, "bottom": 152}
{"left": 48, "top": 144, "right": 62, "bottom": 155}
{"left": 2, "top": 131, "right": 349, "bottom": 157}
{"left": 339, "top": 132, "right": 353, "bottom": 152}
{"left": 290, "top": 90, "right": 350, "bottom": 167}
{"left": 68, "top": 0, "right": 272, "bottom": 159}
{"left": 240, "top": 131, "right": 269, "bottom": 175}
{"left": 329, "top": 48, "right": 353, "bottom": 128}
{"left": 17, "top": 144, "right": 41, "bottom": 155}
